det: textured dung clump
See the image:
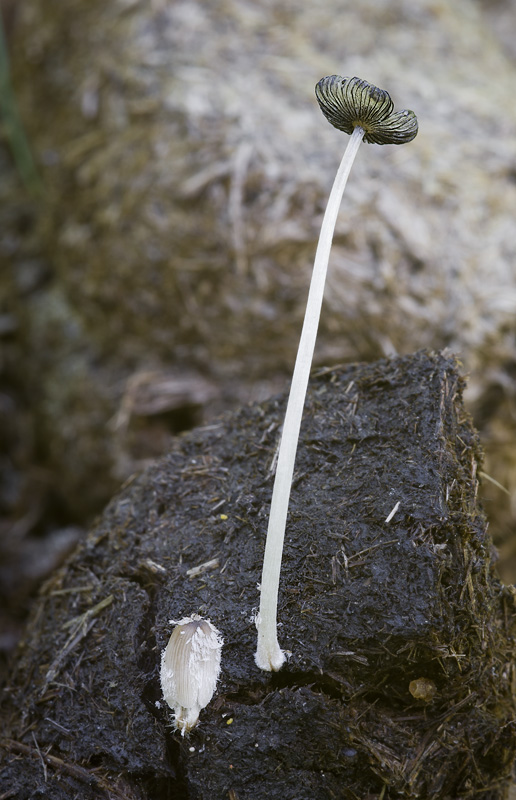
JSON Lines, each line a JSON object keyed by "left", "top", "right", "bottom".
{"left": 1, "top": 351, "right": 515, "bottom": 798}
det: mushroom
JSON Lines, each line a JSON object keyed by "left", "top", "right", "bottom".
{"left": 254, "top": 76, "right": 418, "bottom": 672}
{"left": 160, "top": 614, "right": 223, "bottom": 734}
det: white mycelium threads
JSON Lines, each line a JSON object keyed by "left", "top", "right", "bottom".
{"left": 160, "top": 614, "right": 223, "bottom": 735}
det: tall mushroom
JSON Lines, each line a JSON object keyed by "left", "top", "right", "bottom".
{"left": 255, "top": 76, "right": 418, "bottom": 671}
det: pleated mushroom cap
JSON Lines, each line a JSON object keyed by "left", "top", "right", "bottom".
{"left": 315, "top": 75, "right": 418, "bottom": 144}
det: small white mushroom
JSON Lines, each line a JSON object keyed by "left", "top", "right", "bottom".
{"left": 160, "top": 614, "right": 223, "bottom": 735}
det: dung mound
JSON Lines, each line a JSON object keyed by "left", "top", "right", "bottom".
{"left": 1, "top": 350, "right": 515, "bottom": 799}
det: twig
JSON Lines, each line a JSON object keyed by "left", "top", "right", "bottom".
{"left": 31, "top": 733, "right": 47, "bottom": 782}
{"left": 0, "top": 738, "right": 128, "bottom": 799}
{"left": 348, "top": 538, "right": 399, "bottom": 561}
{"left": 41, "top": 595, "right": 114, "bottom": 692}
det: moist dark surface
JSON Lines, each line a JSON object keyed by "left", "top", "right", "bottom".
{"left": 1, "top": 350, "right": 515, "bottom": 799}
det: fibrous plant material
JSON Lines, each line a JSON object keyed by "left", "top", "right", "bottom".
{"left": 1, "top": 351, "right": 515, "bottom": 799}
{"left": 255, "top": 76, "right": 418, "bottom": 672}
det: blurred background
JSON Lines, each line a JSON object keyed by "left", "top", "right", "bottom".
{"left": 1, "top": 0, "right": 515, "bottom": 671}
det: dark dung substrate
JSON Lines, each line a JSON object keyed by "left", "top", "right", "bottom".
{"left": 1, "top": 350, "right": 515, "bottom": 799}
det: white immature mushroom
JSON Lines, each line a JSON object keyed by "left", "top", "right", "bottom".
{"left": 160, "top": 614, "right": 223, "bottom": 735}
{"left": 254, "top": 76, "right": 418, "bottom": 672}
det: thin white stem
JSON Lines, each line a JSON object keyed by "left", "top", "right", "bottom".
{"left": 255, "top": 126, "right": 365, "bottom": 671}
